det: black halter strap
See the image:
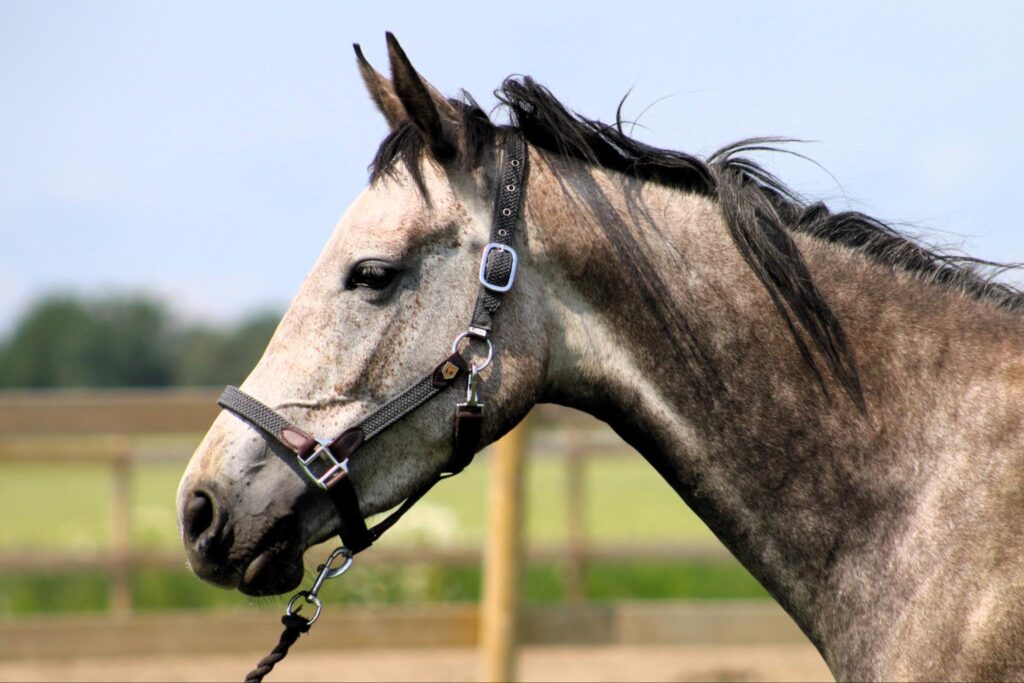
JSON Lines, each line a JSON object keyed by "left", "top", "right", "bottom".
{"left": 217, "top": 132, "right": 527, "bottom": 554}
{"left": 469, "top": 133, "right": 525, "bottom": 337}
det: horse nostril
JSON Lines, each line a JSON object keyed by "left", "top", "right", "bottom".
{"left": 181, "top": 485, "right": 236, "bottom": 584}
{"left": 184, "top": 491, "right": 215, "bottom": 544}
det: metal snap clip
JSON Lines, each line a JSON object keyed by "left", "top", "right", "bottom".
{"left": 284, "top": 546, "right": 353, "bottom": 626}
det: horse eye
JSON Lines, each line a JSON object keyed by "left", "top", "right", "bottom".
{"left": 347, "top": 261, "right": 399, "bottom": 290}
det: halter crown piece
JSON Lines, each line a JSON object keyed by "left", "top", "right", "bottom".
{"left": 221, "top": 133, "right": 527, "bottom": 683}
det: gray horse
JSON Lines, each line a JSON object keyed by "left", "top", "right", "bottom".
{"left": 179, "top": 34, "right": 1024, "bottom": 681}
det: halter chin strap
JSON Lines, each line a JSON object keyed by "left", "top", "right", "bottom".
{"left": 216, "top": 132, "right": 526, "bottom": 554}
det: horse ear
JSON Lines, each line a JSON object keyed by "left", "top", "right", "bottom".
{"left": 385, "top": 32, "right": 457, "bottom": 161}
{"left": 353, "top": 43, "right": 405, "bottom": 130}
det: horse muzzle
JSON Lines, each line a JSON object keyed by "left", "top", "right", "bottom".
{"left": 180, "top": 478, "right": 306, "bottom": 596}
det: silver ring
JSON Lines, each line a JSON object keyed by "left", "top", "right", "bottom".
{"left": 501, "top": 208, "right": 512, "bottom": 217}
{"left": 286, "top": 591, "right": 323, "bottom": 625}
{"left": 451, "top": 332, "right": 493, "bottom": 372}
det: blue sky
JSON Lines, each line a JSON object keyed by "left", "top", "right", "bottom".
{"left": 2, "top": 1, "right": 1023, "bottom": 333}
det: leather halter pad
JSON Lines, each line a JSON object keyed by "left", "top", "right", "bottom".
{"left": 216, "top": 133, "right": 527, "bottom": 554}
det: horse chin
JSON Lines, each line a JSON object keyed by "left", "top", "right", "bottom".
{"left": 238, "top": 547, "right": 305, "bottom": 596}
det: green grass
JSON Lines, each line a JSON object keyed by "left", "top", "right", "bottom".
{"left": 0, "top": 562, "right": 768, "bottom": 616}
{"left": 0, "top": 452, "right": 716, "bottom": 551}
{"left": 0, "top": 463, "right": 114, "bottom": 550}
{"left": 0, "top": 449, "right": 769, "bottom": 616}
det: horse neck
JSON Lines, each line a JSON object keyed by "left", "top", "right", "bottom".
{"left": 527, "top": 156, "right": 1024, "bottom": 676}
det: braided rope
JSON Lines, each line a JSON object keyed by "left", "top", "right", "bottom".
{"left": 244, "top": 614, "right": 311, "bottom": 683}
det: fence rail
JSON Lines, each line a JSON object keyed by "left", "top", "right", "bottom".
{"left": 0, "top": 389, "right": 732, "bottom": 615}
{"left": 0, "top": 601, "right": 807, "bottom": 660}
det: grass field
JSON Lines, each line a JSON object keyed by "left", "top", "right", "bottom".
{"left": 0, "top": 449, "right": 716, "bottom": 550}
{"left": 0, "top": 446, "right": 769, "bottom": 615}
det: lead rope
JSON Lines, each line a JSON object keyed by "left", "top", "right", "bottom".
{"left": 244, "top": 614, "right": 311, "bottom": 683}
{"left": 245, "top": 547, "right": 353, "bottom": 683}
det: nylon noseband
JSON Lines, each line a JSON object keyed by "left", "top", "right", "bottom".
{"left": 217, "top": 132, "right": 526, "bottom": 555}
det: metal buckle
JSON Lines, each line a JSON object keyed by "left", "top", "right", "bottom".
{"left": 478, "top": 243, "right": 518, "bottom": 293}
{"left": 298, "top": 438, "right": 349, "bottom": 490}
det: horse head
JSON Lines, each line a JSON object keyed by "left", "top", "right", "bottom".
{"left": 177, "top": 34, "right": 546, "bottom": 596}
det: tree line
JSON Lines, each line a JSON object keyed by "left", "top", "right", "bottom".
{"left": 0, "top": 294, "right": 281, "bottom": 388}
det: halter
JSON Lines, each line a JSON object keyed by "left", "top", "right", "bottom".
{"left": 220, "top": 133, "right": 527, "bottom": 681}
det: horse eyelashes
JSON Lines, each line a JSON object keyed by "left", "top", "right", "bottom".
{"left": 348, "top": 261, "right": 399, "bottom": 290}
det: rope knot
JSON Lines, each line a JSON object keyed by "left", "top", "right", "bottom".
{"left": 281, "top": 613, "right": 312, "bottom": 633}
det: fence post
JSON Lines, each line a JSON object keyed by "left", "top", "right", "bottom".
{"left": 479, "top": 419, "right": 528, "bottom": 683}
{"left": 110, "top": 438, "right": 132, "bottom": 616}
{"left": 563, "top": 430, "right": 586, "bottom": 603}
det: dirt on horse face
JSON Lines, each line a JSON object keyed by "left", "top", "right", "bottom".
{"left": 179, "top": 34, "right": 1024, "bottom": 680}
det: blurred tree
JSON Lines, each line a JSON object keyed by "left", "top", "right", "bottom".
{"left": 0, "top": 295, "right": 172, "bottom": 387}
{"left": 172, "top": 310, "right": 280, "bottom": 387}
{"left": 0, "top": 295, "right": 281, "bottom": 388}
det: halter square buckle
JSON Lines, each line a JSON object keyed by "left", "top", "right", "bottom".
{"left": 479, "top": 243, "right": 518, "bottom": 293}
{"left": 298, "top": 438, "right": 349, "bottom": 490}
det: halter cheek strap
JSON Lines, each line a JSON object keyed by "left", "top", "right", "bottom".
{"left": 215, "top": 132, "right": 527, "bottom": 554}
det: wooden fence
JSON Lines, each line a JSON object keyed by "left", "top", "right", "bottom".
{"left": 0, "top": 389, "right": 732, "bottom": 614}
{"left": 0, "top": 389, "right": 746, "bottom": 680}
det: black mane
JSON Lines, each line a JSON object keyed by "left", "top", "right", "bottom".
{"left": 371, "top": 76, "right": 1023, "bottom": 408}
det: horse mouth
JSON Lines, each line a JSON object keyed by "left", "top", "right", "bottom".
{"left": 239, "top": 544, "right": 305, "bottom": 596}
{"left": 235, "top": 514, "right": 309, "bottom": 596}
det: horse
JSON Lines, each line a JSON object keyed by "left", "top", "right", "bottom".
{"left": 177, "top": 34, "right": 1024, "bottom": 681}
